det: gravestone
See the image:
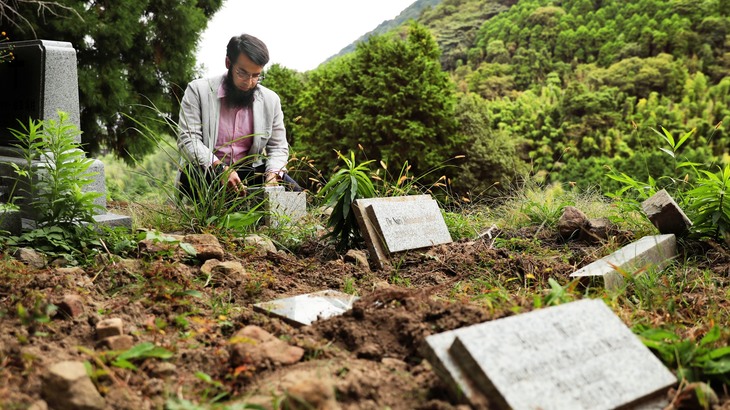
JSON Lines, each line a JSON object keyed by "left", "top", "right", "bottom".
{"left": 0, "top": 40, "right": 130, "bottom": 229}
{"left": 424, "top": 299, "right": 676, "bottom": 410}
{"left": 353, "top": 195, "right": 452, "bottom": 268}
{"left": 262, "top": 186, "right": 306, "bottom": 228}
{"left": 569, "top": 234, "right": 677, "bottom": 290}
{"left": 641, "top": 189, "right": 693, "bottom": 235}
{"left": 253, "top": 290, "right": 358, "bottom": 326}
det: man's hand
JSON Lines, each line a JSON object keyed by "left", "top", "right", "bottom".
{"left": 264, "top": 172, "right": 279, "bottom": 186}
{"left": 214, "top": 162, "right": 246, "bottom": 195}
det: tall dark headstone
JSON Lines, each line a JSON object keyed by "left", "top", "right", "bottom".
{"left": 0, "top": 40, "right": 130, "bottom": 229}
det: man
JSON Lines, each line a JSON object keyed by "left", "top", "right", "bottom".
{"left": 177, "top": 33, "right": 300, "bottom": 197}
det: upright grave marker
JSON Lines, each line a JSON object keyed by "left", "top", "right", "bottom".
{"left": 424, "top": 299, "right": 676, "bottom": 410}
{"left": 0, "top": 40, "right": 130, "bottom": 229}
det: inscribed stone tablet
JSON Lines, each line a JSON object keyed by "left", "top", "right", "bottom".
{"left": 570, "top": 234, "right": 677, "bottom": 290}
{"left": 367, "top": 198, "right": 452, "bottom": 253}
{"left": 448, "top": 299, "right": 675, "bottom": 410}
{"left": 253, "top": 290, "right": 358, "bottom": 326}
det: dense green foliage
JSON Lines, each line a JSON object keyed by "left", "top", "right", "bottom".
{"left": 293, "top": 23, "right": 462, "bottom": 188}
{"left": 3, "top": 0, "right": 223, "bottom": 159}
{"left": 437, "top": 0, "right": 730, "bottom": 190}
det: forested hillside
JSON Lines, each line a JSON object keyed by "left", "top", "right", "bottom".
{"left": 444, "top": 0, "right": 730, "bottom": 192}
{"left": 271, "top": 0, "right": 730, "bottom": 196}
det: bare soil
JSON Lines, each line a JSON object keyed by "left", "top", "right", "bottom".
{"left": 1, "top": 224, "right": 729, "bottom": 409}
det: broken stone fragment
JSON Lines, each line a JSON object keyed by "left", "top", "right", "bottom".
{"left": 229, "top": 325, "right": 304, "bottom": 368}
{"left": 557, "top": 206, "right": 588, "bottom": 240}
{"left": 42, "top": 361, "right": 105, "bottom": 410}
{"left": 57, "top": 294, "right": 85, "bottom": 319}
{"left": 641, "top": 189, "right": 693, "bottom": 235}
{"left": 96, "top": 317, "right": 124, "bottom": 340}
{"left": 99, "top": 334, "right": 134, "bottom": 351}
{"left": 344, "top": 249, "right": 370, "bottom": 270}
{"left": 183, "top": 233, "right": 225, "bottom": 261}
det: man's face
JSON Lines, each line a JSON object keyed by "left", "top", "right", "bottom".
{"left": 229, "top": 53, "right": 264, "bottom": 92}
{"left": 224, "top": 53, "right": 264, "bottom": 107}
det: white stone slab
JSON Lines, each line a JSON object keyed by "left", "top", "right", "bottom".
{"left": 253, "top": 290, "right": 358, "bottom": 326}
{"left": 264, "top": 188, "right": 306, "bottom": 227}
{"left": 445, "top": 299, "right": 675, "bottom": 410}
{"left": 366, "top": 197, "right": 452, "bottom": 253}
{"left": 570, "top": 234, "right": 677, "bottom": 290}
{"left": 353, "top": 195, "right": 433, "bottom": 269}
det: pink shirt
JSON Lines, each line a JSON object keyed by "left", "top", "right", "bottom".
{"left": 214, "top": 82, "right": 254, "bottom": 165}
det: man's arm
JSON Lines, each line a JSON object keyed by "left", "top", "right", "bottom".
{"left": 178, "top": 81, "right": 216, "bottom": 167}
{"left": 264, "top": 93, "right": 290, "bottom": 180}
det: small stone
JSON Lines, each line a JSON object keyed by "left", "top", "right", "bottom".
{"left": 557, "top": 206, "right": 588, "bottom": 240}
{"left": 14, "top": 247, "right": 46, "bottom": 269}
{"left": 100, "top": 335, "right": 134, "bottom": 351}
{"left": 183, "top": 233, "right": 225, "bottom": 261}
{"left": 283, "top": 378, "right": 338, "bottom": 410}
{"left": 229, "top": 325, "right": 304, "bottom": 368}
{"left": 344, "top": 249, "right": 370, "bottom": 270}
{"left": 240, "top": 234, "right": 277, "bottom": 254}
{"left": 356, "top": 343, "right": 383, "bottom": 361}
{"left": 151, "top": 362, "right": 177, "bottom": 378}
{"left": 57, "top": 294, "right": 85, "bottom": 319}
{"left": 42, "top": 361, "right": 105, "bottom": 410}
{"left": 96, "top": 318, "right": 124, "bottom": 340}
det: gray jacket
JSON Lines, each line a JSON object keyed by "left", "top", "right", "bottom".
{"left": 177, "top": 74, "right": 289, "bottom": 172}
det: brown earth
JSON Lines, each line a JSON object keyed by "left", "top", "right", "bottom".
{"left": 1, "top": 224, "right": 729, "bottom": 410}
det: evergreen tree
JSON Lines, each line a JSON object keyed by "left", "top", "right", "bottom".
{"left": 297, "top": 22, "right": 460, "bottom": 182}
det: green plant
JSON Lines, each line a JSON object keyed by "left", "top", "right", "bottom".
{"left": 123, "top": 108, "right": 264, "bottom": 235}
{"left": 683, "top": 164, "right": 730, "bottom": 242}
{"left": 638, "top": 325, "right": 730, "bottom": 386}
{"left": 9, "top": 111, "right": 104, "bottom": 227}
{"left": 320, "top": 151, "right": 375, "bottom": 251}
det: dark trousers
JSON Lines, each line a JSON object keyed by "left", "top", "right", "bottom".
{"left": 178, "top": 163, "right": 302, "bottom": 199}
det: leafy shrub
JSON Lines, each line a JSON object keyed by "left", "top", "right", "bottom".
{"left": 320, "top": 151, "right": 375, "bottom": 251}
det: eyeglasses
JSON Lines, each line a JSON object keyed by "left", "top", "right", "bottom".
{"left": 233, "top": 67, "right": 265, "bottom": 83}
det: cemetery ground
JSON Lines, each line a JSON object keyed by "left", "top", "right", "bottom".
{"left": 1, "top": 192, "right": 730, "bottom": 410}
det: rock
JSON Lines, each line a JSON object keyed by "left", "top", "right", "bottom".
{"left": 283, "top": 377, "right": 339, "bottom": 410}
{"left": 229, "top": 325, "right": 304, "bottom": 368}
{"left": 356, "top": 343, "right": 383, "bottom": 361}
{"left": 14, "top": 247, "right": 46, "bottom": 269}
{"left": 54, "top": 267, "right": 85, "bottom": 276}
{"left": 42, "top": 361, "right": 105, "bottom": 410}
{"left": 150, "top": 362, "right": 177, "bottom": 378}
{"left": 200, "top": 259, "right": 247, "bottom": 285}
{"left": 96, "top": 317, "right": 124, "bottom": 340}
{"left": 183, "top": 233, "right": 225, "bottom": 261}
{"left": 100, "top": 335, "right": 134, "bottom": 351}
{"left": 239, "top": 234, "right": 278, "bottom": 255}
{"left": 57, "top": 294, "right": 85, "bottom": 319}
{"left": 344, "top": 249, "right": 370, "bottom": 270}
{"left": 641, "top": 189, "right": 693, "bottom": 236}
{"left": 27, "top": 400, "right": 48, "bottom": 410}
{"left": 580, "top": 217, "right": 616, "bottom": 243}
{"left": 557, "top": 206, "right": 588, "bottom": 240}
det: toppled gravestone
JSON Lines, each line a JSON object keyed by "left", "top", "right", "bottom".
{"left": 353, "top": 195, "right": 452, "bottom": 269}
{"left": 570, "top": 234, "right": 677, "bottom": 290}
{"left": 641, "top": 189, "right": 693, "bottom": 235}
{"left": 424, "top": 299, "right": 676, "bottom": 410}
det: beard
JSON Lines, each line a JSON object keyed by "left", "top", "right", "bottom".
{"left": 223, "top": 69, "right": 256, "bottom": 108}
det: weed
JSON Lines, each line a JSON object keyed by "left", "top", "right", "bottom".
{"left": 638, "top": 325, "right": 730, "bottom": 386}
{"left": 320, "top": 151, "right": 376, "bottom": 251}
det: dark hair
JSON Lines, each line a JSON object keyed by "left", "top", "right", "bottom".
{"left": 226, "top": 34, "right": 269, "bottom": 66}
